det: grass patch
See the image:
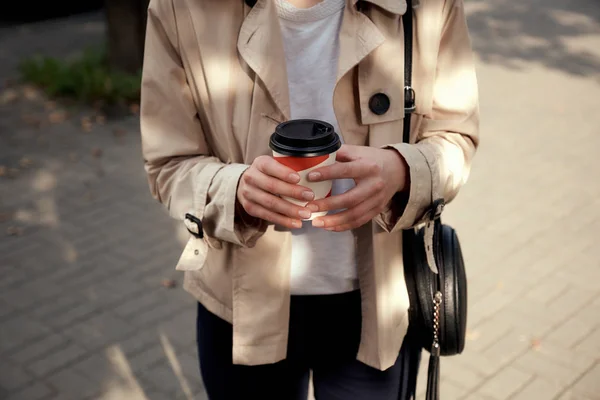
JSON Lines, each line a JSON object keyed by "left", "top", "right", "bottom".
{"left": 19, "top": 47, "right": 141, "bottom": 108}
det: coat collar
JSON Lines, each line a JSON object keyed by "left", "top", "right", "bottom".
{"left": 243, "top": 0, "right": 417, "bottom": 14}
{"left": 237, "top": 0, "right": 411, "bottom": 121}
{"left": 356, "top": 0, "right": 408, "bottom": 15}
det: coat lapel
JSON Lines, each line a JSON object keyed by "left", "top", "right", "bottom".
{"left": 237, "top": 0, "right": 291, "bottom": 121}
{"left": 337, "top": 1, "right": 386, "bottom": 83}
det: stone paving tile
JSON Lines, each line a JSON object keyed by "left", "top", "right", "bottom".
{"left": 556, "top": 391, "right": 597, "bottom": 400}
{"left": 510, "top": 377, "right": 564, "bottom": 400}
{"left": 514, "top": 349, "right": 594, "bottom": 388}
{"left": 0, "top": 315, "right": 53, "bottom": 355}
{"left": 27, "top": 342, "right": 89, "bottom": 378}
{"left": 127, "top": 345, "right": 169, "bottom": 375}
{"left": 475, "top": 366, "right": 533, "bottom": 400}
{"left": 139, "top": 362, "right": 204, "bottom": 399}
{"left": 4, "top": 381, "right": 56, "bottom": 400}
{"left": 44, "top": 368, "right": 100, "bottom": 400}
{"left": 60, "top": 312, "right": 135, "bottom": 351}
{"left": 573, "top": 328, "right": 600, "bottom": 355}
{"left": 440, "top": 356, "right": 486, "bottom": 392}
{"left": 42, "top": 301, "right": 102, "bottom": 330}
{"left": 568, "top": 362, "right": 600, "bottom": 400}
{"left": 157, "top": 310, "right": 199, "bottom": 351}
{"left": 0, "top": 361, "right": 34, "bottom": 392}
{"left": 7, "top": 332, "right": 70, "bottom": 366}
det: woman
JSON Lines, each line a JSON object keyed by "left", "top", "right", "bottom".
{"left": 140, "top": 0, "right": 479, "bottom": 398}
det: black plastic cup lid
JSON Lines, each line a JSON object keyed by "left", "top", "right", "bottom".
{"left": 269, "top": 119, "right": 341, "bottom": 157}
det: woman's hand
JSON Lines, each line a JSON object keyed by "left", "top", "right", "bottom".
{"left": 237, "top": 156, "right": 316, "bottom": 229}
{"left": 306, "top": 145, "right": 409, "bottom": 232}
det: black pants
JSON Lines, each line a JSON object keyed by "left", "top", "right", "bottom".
{"left": 196, "top": 291, "right": 421, "bottom": 400}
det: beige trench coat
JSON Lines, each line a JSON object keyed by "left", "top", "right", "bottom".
{"left": 140, "top": 0, "right": 479, "bottom": 371}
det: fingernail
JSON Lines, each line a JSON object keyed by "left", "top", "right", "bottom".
{"left": 299, "top": 210, "right": 312, "bottom": 219}
{"left": 307, "top": 204, "right": 319, "bottom": 212}
{"left": 302, "top": 191, "right": 315, "bottom": 201}
{"left": 289, "top": 173, "right": 300, "bottom": 182}
{"left": 308, "top": 172, "right": 321, "bottom": 181}
{"left": 292, "top": 220, "right": 302, "bottom": 228}
{"left": 312, "top": 219, "right": 324, "bottom": 228}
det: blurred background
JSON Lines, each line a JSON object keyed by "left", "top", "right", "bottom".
{"left": 0, "top": 0, "right": 599, "bottom": 399}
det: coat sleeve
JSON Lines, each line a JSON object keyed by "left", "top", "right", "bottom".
{"left": 375, "top": 0, "right": 480, "bottom": 232}
{"left": 140, "top": 0, "right": 267, "bottom": 247}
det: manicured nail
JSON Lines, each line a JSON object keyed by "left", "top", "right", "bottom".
{"left": 307, "top": 204, "right": 319, "bottom": 212}
{"left": 292, "top": 220, "right": 302, "bottom": 228}
{"left": 289, "top": 173, "right": 300, "bottom": 183}
{"left": 302, "top": 191, "right": 315, "bottom": 201}
{"left": 308, "top": 172, "right": 322, "bottom": 181}
{"left": 312, "top": 219, "right": 324, "bottom": 228}
{"left": 299, "top": 210, "right": 312, "bottom": 219}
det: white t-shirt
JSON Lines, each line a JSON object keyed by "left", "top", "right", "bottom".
{"left": 276, "top": 0, "right": 358, "bottom": 295}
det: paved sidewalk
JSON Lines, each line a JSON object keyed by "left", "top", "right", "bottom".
{"left": 1, "top": 1, "right": 599, "bottom": 399}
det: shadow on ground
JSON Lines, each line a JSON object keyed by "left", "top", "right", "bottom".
{"left": 466, "top": 0, "right": 600, "bottom": 78}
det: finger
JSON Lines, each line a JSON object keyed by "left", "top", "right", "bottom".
{"left": 307, "top": 177, "right": 385, "bottom": 212}
{"left": 243, "top": 201, "right": 303, "bottom": 229}
{"left": 313, "top": 199, "right": 381, "bottom": 231}
{"left": 306, "top": 183, "right": 372, "bottom": 213}
{"left": 245, "top": 187, "right": 313, "bottom": 220}
{"left": 244, "top": 170, "right": 314, "bottom": 201}
{"left": 307, "top": 159, "right": 380, "bottom": 182}
{"left": 322, "top": 204, "right": 382, "bottom": 232}
{"left": 335, "top": 144, "right": 360, "bottom": 162}
{"left": 256, "top": 156, "right": 301, "bottom": 184}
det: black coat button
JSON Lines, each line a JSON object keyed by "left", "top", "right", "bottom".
{"left": 369, "top": 93, "right": 390, "bottom": 115}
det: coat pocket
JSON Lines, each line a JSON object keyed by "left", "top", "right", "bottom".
{"left": 176, "top": 236, "right": 208, "bottom": 271}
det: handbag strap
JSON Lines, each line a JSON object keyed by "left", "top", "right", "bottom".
{"left": 403, "top": 3, "right": 441, "bottom": 400}
{"left": 403, "top": 0, "right": 444, "bottom": 277}
{"left": 403, "top": 0, "right": 415, "bottom": 144}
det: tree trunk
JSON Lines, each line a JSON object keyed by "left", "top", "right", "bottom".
{"left": 104, "top": 0, "right": 150, "bottom": 74}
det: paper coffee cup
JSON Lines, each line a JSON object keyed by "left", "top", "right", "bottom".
{"left": 270, "top": 120, "right": 341, "bottom": 221}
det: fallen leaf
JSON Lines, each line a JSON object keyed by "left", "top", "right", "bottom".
{"left": 95, "top": 115, "right": 106, "bottom": 125}
{"left": 45, "top": 101, "right": 57, "bottom": 111}
{"left": 81, "top": 116, "right": 93, "bottom": 132}
{"left": 161, "top": 279, "right": 177, "bottom": 289}
{"left": 0, "top": 166, "right": 6, "bottom": 177}
{"left": 49, "top": 110, "right": 68, "bottom": 124}
{"left": 113, "top": 128, "right": 126, "bottom": 137}
{"left": 130, "top": 103, "right": 140, "bottom": 114}
{"left": 22, "top": 85, "right": 39, "bottom": 100}
{"left": 0, "top": 89, "right": 18, "bottom": 105}
{"left": 531, "top": 338, "right": 542, "bottom": 351}
{"left": 19, "top": 157, "right": 33, "bottom": 168}
{"left": 6, "top": 226, "right": 24, "bottom": 236}
{"left": 91, "top": 148, "right": 103, "bottom": 158}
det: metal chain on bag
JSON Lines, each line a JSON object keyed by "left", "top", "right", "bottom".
{"left": 431, "top": 291, "right": 443, "bottom": 356}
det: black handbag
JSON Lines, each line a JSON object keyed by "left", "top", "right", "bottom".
{"left": 401, "top": 2, "right": 468, "bottom": 400}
